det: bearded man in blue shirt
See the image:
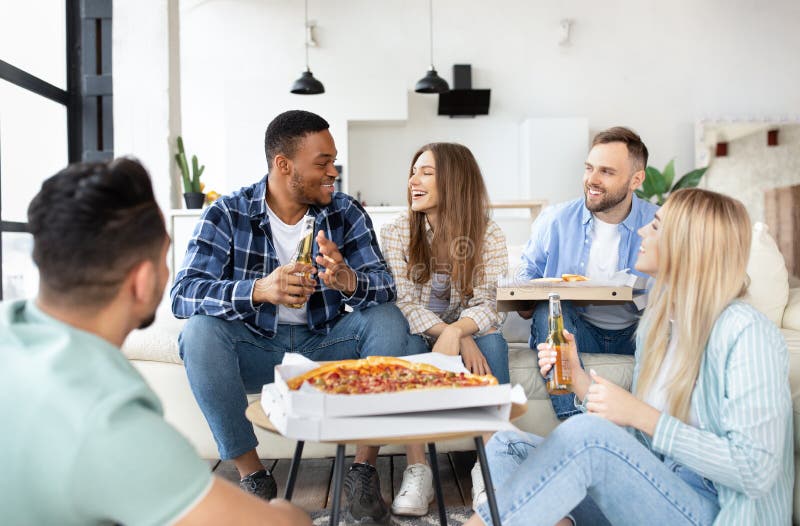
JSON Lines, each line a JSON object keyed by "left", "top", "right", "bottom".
{"left": 518, "top": 127, "right": 659, "bottom": 420}
{"left": 172, "top": 110, "right": 413, "bottom": 524}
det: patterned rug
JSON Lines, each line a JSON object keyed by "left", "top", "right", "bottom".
{"left": 310, "top": 506, "right": 473, "bottom": 525}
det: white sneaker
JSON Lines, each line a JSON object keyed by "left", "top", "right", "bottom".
{"left": 391, "top": 463, "right": 434, "bottom": 516}
{"left": 471, "top": 462, "right": 487, "bottom": 511}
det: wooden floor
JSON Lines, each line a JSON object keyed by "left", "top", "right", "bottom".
{"left": 210, "top": 451, "right": 478, "bottom": 512}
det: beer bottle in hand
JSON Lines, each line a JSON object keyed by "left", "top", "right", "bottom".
{"left": 545, "top": 292, "right": 572, "bottom": 394}
{"left": 287, "top": 215, "right": 315, "bottom": 309}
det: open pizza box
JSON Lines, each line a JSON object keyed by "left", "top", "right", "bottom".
{"left": 262, "top": 383, "right": 523, "bottom": 442}
{"left": 270, "top": 353, "right": 523, "bottom": 419}
{"left": 496, "top": 270, "right": 649, "bottom": 311}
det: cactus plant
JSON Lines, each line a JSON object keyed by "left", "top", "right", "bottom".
{"left": 175, "top": 136, "right": 205, "bottom": 194}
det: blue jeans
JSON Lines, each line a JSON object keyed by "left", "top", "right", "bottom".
{"left": 477, "top": 415, "right": 720, "bottom": 526}
{"left": 407, "top": 332, "right": 510, "bottom": 384}
{"left": 531, "top": 301, "right": 637, "bottom": 419}
{"left": 179, "top": 303, "right": 418, "bottom": 459}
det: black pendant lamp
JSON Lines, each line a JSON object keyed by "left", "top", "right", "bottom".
{"left": 414, "top": 0, "right": 449, "bottom": 94}
{"left": 291, "top": 0, "right": 324, "bottom": 95}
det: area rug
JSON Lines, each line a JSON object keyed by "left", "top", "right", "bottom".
{"left": 310, "top": 506, "right": 473, "bottom": 525}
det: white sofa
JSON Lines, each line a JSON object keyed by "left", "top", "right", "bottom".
{"left": 122, "top": 223, "right": 800, "bottom": 521}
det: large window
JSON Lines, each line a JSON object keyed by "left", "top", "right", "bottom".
{"left": 0, "top": 0, "right": 112, "bottom": 300}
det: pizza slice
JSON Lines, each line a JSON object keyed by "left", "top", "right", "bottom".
{"left": 561, "top": 274, "right": 589, "bottom": 282}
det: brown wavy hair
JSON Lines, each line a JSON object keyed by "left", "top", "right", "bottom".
{"left": 407, "top": 143, "right": 490, "bottom": 303}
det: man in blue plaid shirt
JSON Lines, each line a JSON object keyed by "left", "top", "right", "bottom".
{"left": 172, "top": 110, "right": 414, "bottom": 524}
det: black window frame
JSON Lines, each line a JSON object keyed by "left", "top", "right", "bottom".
{"left": 0, "top": 0, "right": 113, "bottom": 300}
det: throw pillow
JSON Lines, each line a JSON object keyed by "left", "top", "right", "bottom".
{"left": 743, "top": 222, "right": 789, "bottom": 326}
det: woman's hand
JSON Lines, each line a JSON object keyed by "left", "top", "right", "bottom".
{"left": 585, "top": 370, "right": 660, "bottom": 435}
{"left": 460, "top": 336, "right": 491, "bottom": 376}
{"left": 537, "top": 329, "right": 583, "bottom": 380}
{"left": 431, "top": 325, "right": 463, "bottom": 356}
{"left": 537, "top": 329, "right": 591, "bottom": 399}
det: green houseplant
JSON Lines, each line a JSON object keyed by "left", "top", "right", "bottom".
{"left": 175, "top": 136, "right": 206, "bottom": 209}
{"left": 635, "top": 160, "right": 708, "bottom": 206}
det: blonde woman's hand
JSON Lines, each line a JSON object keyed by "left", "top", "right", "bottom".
{"left": 585, "top": 370, "right": 660, "bottom": 435}
{"left": 460, "top": 336, "right": 491, "bottom": 376}
{"left": 536, "top": 329, "right": 581, "bottom": 379}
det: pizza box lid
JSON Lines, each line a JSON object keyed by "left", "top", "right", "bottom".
{"left": 271, "top": 353, "right": 523, "bottom": 418}
{"left": 261, "top": 383, "right": 519, "bottom": 442}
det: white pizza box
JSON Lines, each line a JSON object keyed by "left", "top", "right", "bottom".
{"left": 261, "top": 383, "right": 520, "bottom": 442}
{"left": 271, "top": 353, "right": 519, "bottom": 419}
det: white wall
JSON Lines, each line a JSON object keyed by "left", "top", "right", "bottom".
{"left": 703, "top": 124, "right": 800, "bottom": 223}
{"left": 117, "top": 0, "right": 800, "bottom": 210}
{"left": 114, "top": 0, "right": 182, "bottom": 212}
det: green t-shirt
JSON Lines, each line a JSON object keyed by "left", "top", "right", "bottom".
{"left": 0, "top": 300, "right": 212, "bottom": 525}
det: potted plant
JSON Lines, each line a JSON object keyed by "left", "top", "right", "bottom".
{"left": 635, "top": 160, "right": 708, "bottom": 206}
{"left": 175, "top": 136, "right": 206, "bottom": 209}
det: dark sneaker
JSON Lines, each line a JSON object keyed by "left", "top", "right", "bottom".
{"left": 239, "top": 469, "right": 277, "bottom": 500}
{"left": 343, "top": 462, "right": 390, "bottom": 524}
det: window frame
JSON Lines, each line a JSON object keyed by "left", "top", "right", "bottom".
{"left": 0, "top": 0, "right": 113, "bottom": 300}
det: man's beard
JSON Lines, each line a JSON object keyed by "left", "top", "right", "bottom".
{"left": 584, "top": 184, "right": 629, "bottom": 213}
{"left": 290, "top": 168, "right": 330, "bottom": 206}
{"left": 138, "top": 312, "right": 157, "bottom": 330}
{"left": 291, "top": 169, "right": 315, "bottom": 204}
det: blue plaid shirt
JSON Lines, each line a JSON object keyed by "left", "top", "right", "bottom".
{"left": 170, "top": 176, "right": 396, "bottom": 337}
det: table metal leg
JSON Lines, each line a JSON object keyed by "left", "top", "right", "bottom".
{"left": 427, "top": 442, "right": 448, "bottom": 525}
{"left": 284, "top": 440, "right": 304, "bottom": 500}
{"left": 475, "top": 437, "right": 501, "bottom": 526}
{"left": 329, "top": 444, "right": 346, "bottom": 526}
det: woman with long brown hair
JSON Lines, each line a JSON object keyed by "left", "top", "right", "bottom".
{"left": 381, "top": 142, "right": 510, "bottom": 517}
{"left": 465, "top": 188, "right": 792, "bottom": 526}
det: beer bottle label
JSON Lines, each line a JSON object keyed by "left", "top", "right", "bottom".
{"left": 292, "top": 215, "right": 316, "bottom": 264}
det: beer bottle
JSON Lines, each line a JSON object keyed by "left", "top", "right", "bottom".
{"left": 545, "top": 292, "right": 572, "bottom": 394}
{"left": 287, "top": 215, "right": 315, "bottom": 309}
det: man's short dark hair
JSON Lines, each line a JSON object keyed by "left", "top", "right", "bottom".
{"left": 591, "top": 126, "right": 649, "bottom": 172}
{"left": 27, "top": 158, "right": 166, "bottom": 306}
{"left": 264, "top": 110, "right": 329, "bottom": 170}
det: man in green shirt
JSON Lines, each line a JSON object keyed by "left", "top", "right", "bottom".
{"left": 0, "top": 159, "right": 310, "bottom": 526}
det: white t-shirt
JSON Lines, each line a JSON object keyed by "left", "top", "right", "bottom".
{"left": 642, "top": 320, "right": 699, "bottom": 427}
{"left": 581, "top": 216, "right": 637, "bottom": 330}
{"left": 266, "top": 204, "right": 309, "bottom": 325}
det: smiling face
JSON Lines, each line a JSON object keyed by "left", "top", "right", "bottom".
{"left": 408, "top": 150, "right": 439, "bottom": 217}
{"left": 583, "top": 142, "right": 644, "bottom": 222}
{"left": 284, "top": 129, "right": 339, "bottom": 206}
{"left": 635, "top": 208, "right": 663, "bottom": 277}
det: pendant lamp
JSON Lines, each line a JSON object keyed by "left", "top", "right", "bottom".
{"left": 414, "top": 0, "right": 449, "bottom": 94}
{"left": 291, "top": 0, "right": 324, "bottom": 95}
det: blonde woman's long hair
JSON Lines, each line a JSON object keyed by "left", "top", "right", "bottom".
{"left": 635, "top": 188, "right": 751, "bottom": 423}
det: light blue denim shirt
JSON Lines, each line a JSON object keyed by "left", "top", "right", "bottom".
{"left": 517, "top": 195, "right": 659, "bottom": 281}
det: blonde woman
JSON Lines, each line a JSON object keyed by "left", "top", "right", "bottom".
{"left": 381, "top": 142, "right": 509, "bottom": 517}
{"left": 466, "top": 188, "right": 792, "bottom": 526}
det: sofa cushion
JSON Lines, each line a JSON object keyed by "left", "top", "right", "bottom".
{"left": 508, "top": 344, "right": 634, "bottom": 401}
{"left": 744, "top": 222, "right": 789, "bottom": 326}
{"left": 783, "top": 328, "right": 800, "bottom": 456}
{"left": 784, "top": 288, "right": 800, "bottom": 332}
{"left": 502, "top": 311, "right": 531, "bottom": 344}
{"left": 122, "top": 304, "right": 185, "bottom": 364}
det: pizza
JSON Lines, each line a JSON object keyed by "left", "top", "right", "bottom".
{"left": 530, "top": 274, "right": 589, "bottom": 283}
{"left": 285, "top": 356, "right": 498, "bottom": 394}
{"left": 561, "top": 274, "right": 589, "bottom": 282}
